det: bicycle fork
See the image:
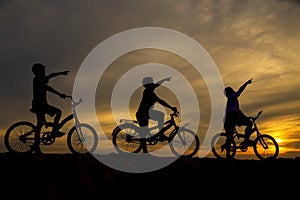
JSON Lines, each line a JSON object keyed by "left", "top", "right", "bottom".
{"left": 257, "top": 136, "right": 268, "bottom": 149}
{"left": 74, "top": 121, "right": 85, "bottom": 142}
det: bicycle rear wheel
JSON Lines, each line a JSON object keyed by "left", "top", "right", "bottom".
{"left": 169, "top": 128, "right": 200, "bottom": 158}
{"left": 253, "top": 134, "right": 279, "bottom": 160}
{"left": 4, "top": 121, "right": 36, "bottom": 153}
{"left": 67, "top": 123, "right": 98, "bottom": 154}
{"left": 112, "top": 123, "right": 141, "bottom": 154}
{"left": 211, "top": 132, "right": 236, "bottom": 159}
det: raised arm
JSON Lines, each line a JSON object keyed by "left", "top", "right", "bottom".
{"left": 46, "top": 70, "right": 70, "bottom": 80}
{"left": 156, "top": 76, "right": 172, "bottom": 85}
{"left": 237, "top": 78, "right": 252, "bottom": 95}
{"left": 156, "top": 97, "right": 177, "bottom": 113}
{"left": 46, "top": 85, "right": 66, "bottom": 99}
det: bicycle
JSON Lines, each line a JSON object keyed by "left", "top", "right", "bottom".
{"left": 4, "top": 96, "right": 98, "bottom": 154}
{"left": 211, "top": 111, "right": 279, "bottom": 160}
{"left": 111, "top": 111, "right": 200, "bottom": 158}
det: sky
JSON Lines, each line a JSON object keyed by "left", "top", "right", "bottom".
{"left": 0, "top": 0, "right": 299, "bottom": 159}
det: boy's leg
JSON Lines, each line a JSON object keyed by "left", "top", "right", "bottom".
{"left": 136, "top": 111, "right": 150, "bottom": 137}
{"left": 224, "top": 127, "right": 234, "bottom": 158}
{"left": 224, "top": 113, "right": 236, "bottom": 158}
{"left": 31, "top": 113, "right": 44, "bottom": 153}
{"left": 138, "top": 126, "right": 149, "bottom": 153}
{"left": 149, "top": 109, "right": 169, "bottom": 141}
{"left": 239, "top": 116, "right": 253, "bottom": 142}
{"left": 149, "top": 109, "right": 164, "bottom": 132}
{"left": 135, "top": 113, "right": 150, "bottom": 153}
{"left": 46, "top": 105, "right": 63, "bottom": 136}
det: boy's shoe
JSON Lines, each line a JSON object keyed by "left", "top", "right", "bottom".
{"left": 30, "top": 145, "right": 43, "bottom": 154}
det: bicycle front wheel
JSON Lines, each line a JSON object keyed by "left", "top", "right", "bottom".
{"left": 211, "top": 132, "right": 236, "bottom": 159}
{"left": 67, "top": 123, "right": 98, "bottom": 154}
{"left": 4, "top": 121, "right": 36, "bottom": 153}
{"left": 253, "top": 134, "right": 279, "bottom": 160}
{"left": 112, "top": 123, "right": 141, "bottom": 154}
{"left": 169, "top": 128, "right": 200, "bottom": 158}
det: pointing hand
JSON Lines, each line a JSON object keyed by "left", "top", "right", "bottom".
{"left": 246, "top": 79, "right": 252, "bottom": 84}
{"left": 61, "top": 71, "right": 70, "bottom": 75}
{"left": 166, "top": 76, "right": 172, "bottom": 81}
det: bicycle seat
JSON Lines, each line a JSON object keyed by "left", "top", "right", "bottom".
{"left": 119, "top": 119, "right": 138, "bottom": 124}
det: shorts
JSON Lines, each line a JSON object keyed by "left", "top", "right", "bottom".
{"left": 224, "top": 111, "right": 251, "bottom": 133}
{"left": 31, "top": 102, "right": 60, "bottom": 117}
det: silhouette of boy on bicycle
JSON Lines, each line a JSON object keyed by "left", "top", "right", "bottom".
{"left": 223, "top": 79, "right": 255, "bottom": 154}
{"left": 135, "top": 76, "right": 178, "bottom": 153}
{"left": 30, "top": 63, "right": 69, "bottom": 153}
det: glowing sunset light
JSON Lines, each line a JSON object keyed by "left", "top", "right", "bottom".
{"left": 0, "top": 0, "right": 299, "bottom": 160}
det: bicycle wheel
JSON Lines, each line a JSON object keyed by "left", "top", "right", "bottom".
{"left": 253, "top": 134, "right": 279, "bottom": 160}
{"left": 112, "top": 123, "right": 141, "bottom": 154}
{"left": 4, "top": 121, "right": 36, "bottom": 153}
{"left": 211, "top": 132, "right": 236, "bottom": 159}
{"left": 67, "top": 123, "right": 98, "bottom": 154}
{"left": 169, "top": 127, "right": 200, "bottom": 158}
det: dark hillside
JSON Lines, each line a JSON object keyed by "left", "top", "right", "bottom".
{"left": 1, "top": 153, "right": 298, "bottom": 199}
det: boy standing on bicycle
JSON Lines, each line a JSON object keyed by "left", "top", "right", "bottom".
{"left": 30, "top": 63, "right": 69, "bottom": 153}
{"left": 223, "top": 79, "right": 254, "bottom": 153}
{"left": 135, "top": 76, "right": 178, "bottom": 153}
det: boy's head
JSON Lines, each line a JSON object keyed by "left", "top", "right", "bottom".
{"left": 142, "top": 76, "right": 154, "bottom": 86}
{"left": 224, "top": 87, "right": 235, "bottom": 97}
{"left": 32, "top": 63, "right": 45, "bottom": 77}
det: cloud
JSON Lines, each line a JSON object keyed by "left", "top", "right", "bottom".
{"left": 0, "top": 0, "right": 299, "bottom": 155}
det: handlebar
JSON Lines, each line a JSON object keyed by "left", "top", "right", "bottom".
{"left": 170, "top": 111, "right": 180, "bottom": 118}
{"left": 65, "top": 95, "right": 83, "bottom": 107}
{"left": 252, "top": 110, "right": 263, "bottom": 121}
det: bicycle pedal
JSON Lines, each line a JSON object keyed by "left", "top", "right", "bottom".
{"left": 146, "top": 138, "right": 155, "bottom": 145}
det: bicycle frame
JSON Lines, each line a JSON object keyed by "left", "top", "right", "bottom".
{"left": 112, "top": 111, "right": 200, "bottom": 157}
{"left": 148, "top": 113, "right": 179, "bottom": 141}
{"left": 232, "top": 111, "right": 271, "bottom": 150}
{"left": 43, "top": 114, "right": 73, "bottom": 130}
{"left": 113, "top": 112, "right": 179, "bottom": 143}
{"left": 233, "top": 120, "right": 259, "bottom": 140}
{"left": 39, "top": 97, "right": 94, "bottom": 150}
{"left": 20, "top": 113, "right": 74, "bottom": 143}
{"left": 5, "top": 96, "right": 99, "bottom": 154}
{"left": 43, "top": 97, "right": 81, "bottom": 132}
{"left": 141, "top": 113, "right": 180, "bottom": 141}
{"left": 35, "top": 97, "right": 89, "bottom": 147}
{"left": 233, "top": 111, "right": 262, "bottom": 141}
{"left": 20, "top": 110, "right": 72, "bottom": 142}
